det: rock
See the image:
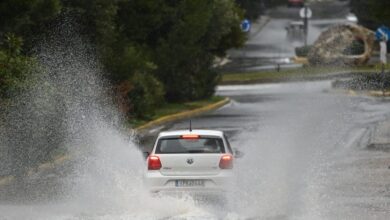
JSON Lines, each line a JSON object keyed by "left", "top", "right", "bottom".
{"left": 308, "top": 24, "right": 375, "bottom": 66}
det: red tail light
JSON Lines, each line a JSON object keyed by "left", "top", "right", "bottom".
{"left": 148, "top": 155, "right": 162, "bottom": 170}
{"left": 219, "top": 154, "right": 233, "bottom": 169}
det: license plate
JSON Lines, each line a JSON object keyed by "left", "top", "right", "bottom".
{"left": 175, "top": 179, "right": 205, "bottom": 187}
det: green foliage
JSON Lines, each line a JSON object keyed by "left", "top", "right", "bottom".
{"left": 105, "top": 45, "right": 156, "bottom": 82}
{"left": 116, "top": 0, "right": 175, "bottom": 47}
{"left": 153, "top": 0, "right": 244, "bottom": 101}
{"left": 0, "top": 0, "right": 245, "bottom": 116}
{"left": 0, "top": 0, "right": 61, "bottom": 48}
{"left": 235, "top": 0, "right": 285, "bottom": 19}
{"left": 126, "top": 73, "right": 165, "bottom": 119}
{"left": 295, "top": 45, "right": 312, "bottom": 57}
{"left": 3, "top": 33, "right": 23, "bottom": 57}
{"left": 236, "top": 0, "right": 265, "bottom": 19}
{"left": 0, "top": 35, "right": 38, "bottom": 98}
{"left": 0, "top": 0, "right": 248, "bottom": 177}
{"left": 209, "top": 0, "right": 246, "bottom": 56}
{"left": 64, "top": 0, "right": 236, "bottom": 102}
{"left": 350, "top": 0, "right": 390, "bottom": 30}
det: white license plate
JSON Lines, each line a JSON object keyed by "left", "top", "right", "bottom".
{"left": 175, "top": 179, "right": 205, "bottom": 187}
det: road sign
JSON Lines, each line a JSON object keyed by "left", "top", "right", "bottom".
{"left": 300, "top": 6, "right": 312, "bottom": 46}
{"left": 241, "top": 19, "right": 251, "bottom": 32}
{"left": 375, "top": 25, "right": 390, "bottom": 41}
{"left": 299, "top": 7, "right": 312, "bottom": 19}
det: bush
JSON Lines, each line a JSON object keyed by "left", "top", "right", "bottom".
{"left": 154, "top": 0, "right": 244, "bottom": 102}
{"left": 295, "top": 45, "right": 312, "bottom": 57}
{"left": 1, "top": 0, "right": 246, "bottom": 118}
{"left": 333, "top": 73, "right": 390, "bottom": 91}
{"left": 0, "top": 34, "right": 38, "bottom": 98}
{"left": 125, "top": 72, "right": 165, "bottom": 119}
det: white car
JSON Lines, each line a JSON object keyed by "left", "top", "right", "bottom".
{"left": 144, "top": 129, "right": 241, "bottom": 194}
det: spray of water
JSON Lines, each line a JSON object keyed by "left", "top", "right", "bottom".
{"left": 0, "top": 20, "right": 219, "bottom": 219}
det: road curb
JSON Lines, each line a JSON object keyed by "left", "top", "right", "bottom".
{"left": 335, "top": 88, "right": 390, "bottom": 97}
{"left": 221, "top": 69, "right": 379, "bottom": 85}
{"left": 367, "top": 91, "right": 390, "bottom": 97}
{"left": 136, "top": 97, "right": 230, "bottom": 131}
{"left": 292, "top": 56, "right": 309, "bottom": 65}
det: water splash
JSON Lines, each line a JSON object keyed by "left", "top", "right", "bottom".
{"left": 0, "top": 20, "right": 221, "bottom": 219}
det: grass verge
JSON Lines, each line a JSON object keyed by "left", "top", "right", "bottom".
{"left": 130, "top": 96, "right": 225, "bottom": 128}
{"left": 220, "top": 65, "right": 383, "bottom": 85}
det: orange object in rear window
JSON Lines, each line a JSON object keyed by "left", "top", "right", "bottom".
{"left": 180, "top": 134, "right": 200, "bottom": 139}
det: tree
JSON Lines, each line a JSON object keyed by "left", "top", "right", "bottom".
{"left": 154, "top": 0, "right": 245, "bottom": 101}
{"left": 235, "top": 0, "right": 285, "bottom": 20}
{"left": 1, "top": 0, "right": 245, "bottom": 113}
{"left": 0, "top": 0, "right": 61, "bottom": 49}
{"left": 0, "top": 34, "right": 36, "bottom": 98}
{"left": 350, "top": 0, "right": 390, "bottom": 30}
{"left": 236, "top": 0, "right": 265, "bottom": 19}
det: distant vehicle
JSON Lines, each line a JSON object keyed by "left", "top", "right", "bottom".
{"left": 288, "top": 0, "right": 304, "bottom": 7}
{"left": 143, "top": 129, "right": 243, "bottom": 194}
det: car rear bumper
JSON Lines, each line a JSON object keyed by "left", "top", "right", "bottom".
{"left": 144, "top": 170, "right": 233, "bottom": 193}
{"left": 149, "top": 188, "right": 227, "bottom": 197}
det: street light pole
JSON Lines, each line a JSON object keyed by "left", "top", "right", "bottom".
{"left": 303, "top": 5, "right": 308, "bottom": 46}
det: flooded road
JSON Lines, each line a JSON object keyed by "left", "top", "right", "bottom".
{"left": 1, "top": 80, "right": 390, "bottom": 219}
{"left": 161, "top": 80, "right": 390, "bottom": 219}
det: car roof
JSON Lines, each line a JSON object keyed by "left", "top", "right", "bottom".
{"left": 158, "top": 129, "right": 224, "bottom": 138}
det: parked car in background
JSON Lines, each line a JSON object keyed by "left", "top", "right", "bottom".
{"left": 288, "top": 0, "right": 304, "bottom": 7}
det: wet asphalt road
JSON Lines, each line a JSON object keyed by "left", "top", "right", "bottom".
{"left": 152, "top": 80, "right": 390, "bottom": 219}
{"left": 1, "top": 80, "right": 390, "bottom": 219}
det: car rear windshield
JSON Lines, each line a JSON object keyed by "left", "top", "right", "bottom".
{"left": 155, "top": 137, "right": 225, "bottom": 154}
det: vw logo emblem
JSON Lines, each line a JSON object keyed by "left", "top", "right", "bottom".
{"left": 187, "top": 158, "right": 194, "bottom": 165}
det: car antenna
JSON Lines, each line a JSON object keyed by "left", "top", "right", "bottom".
{"left": 189, "top": 120, "right": 192, "bottom": 132}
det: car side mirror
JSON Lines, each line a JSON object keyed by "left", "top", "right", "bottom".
{"left": 143, "top": 152, "right": 150, "bottom": 160}
{"left": 234, "top": 149, "right": 244, "bottom": 159}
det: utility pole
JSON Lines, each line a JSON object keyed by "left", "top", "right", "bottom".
{"left": 299, "top": 5, "right": 312, "bottom": 46}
